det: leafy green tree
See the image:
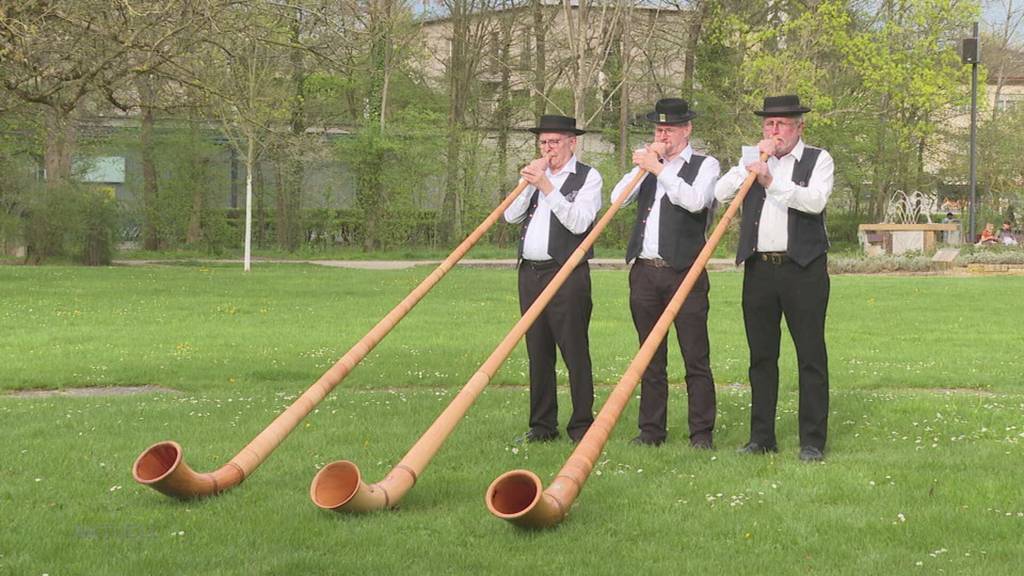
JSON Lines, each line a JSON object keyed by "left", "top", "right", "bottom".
{"left": 696, "top": 0, "right": 975, "bottom": 219}
{"left": 335, "top": 107, "right": 446, "bottom": 249}
{"left": 820, "top": 0, "right": 976, "bottom": 217}
{"left": 0, "top": 1, "right": 186, "bottom": 183}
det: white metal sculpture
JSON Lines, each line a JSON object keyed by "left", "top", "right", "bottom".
{"left": 883, "top": 190, "right": 940, "bottom": 224}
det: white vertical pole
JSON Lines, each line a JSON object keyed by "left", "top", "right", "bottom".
{"left": 244, "top": 136, "right": 254, "bottom": 272}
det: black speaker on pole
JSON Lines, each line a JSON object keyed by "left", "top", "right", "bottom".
{"left": 962, "top": 37, "right": 979, "bottom": 64}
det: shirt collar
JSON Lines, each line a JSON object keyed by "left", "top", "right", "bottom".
{"left": 548, "top": 155, "right": 578, "bottom": 177}
{"left": 783, "top": 139, "right": 805, "bottom": 162}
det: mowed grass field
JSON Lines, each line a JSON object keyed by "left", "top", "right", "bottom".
{"left": 1, "top": 264, "right": 1022, "bottom": 574}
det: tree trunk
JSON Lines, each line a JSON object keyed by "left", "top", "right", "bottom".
{"left": 532, "top": 0, "right": 547, "bottom": 120}
{"left": 44, "top": 108, "right": 75, "bottom": 184}
{"left": 367, "top": 0, "right": 387, "bottom": 126}
{"left": 569, "top": 0, "right": 588, "bottom": 128}
{"left": 380, "top": 69, "right": 391, "bottom": 132}
{"left": 618, "top": 7, "right": 630, "bottom": 171}
{"left": 870, "top": 91, "right": 893, "bottom": 221}
{"left": 186, "top": 185, "right": 204, "bottom": 245}
{"left": 277, "top": 9, "right": 306, "bottom": 252}
{"left": 442, "top": 122, "right": 464, "bottom": 245}
{"left": 256, "top": 157, "right": 266, "bottom": 247}
{"left": 496, "top": 13, "right": 513, "bottom": 203}
{"left": 683, "top": 0, "right": 706, "bottom": 98}
{"left": 441, "top": 0, "right": 469, "bottom": 244}
{"left": 186, "top": 114, "right": 204, "bottom": 245}
{"left": 601, "top": 15, "right": 621, "bottom": 141}
{"left": 379, "top": 0, "right": 395, "bottom": 132}
{"left": 137, "top": 75, "right": 160, "bottom": 250}
{"left": 275, "top": 156, "right": 290, "bottom": 250}
{"left": 990, "top": 0, "right": 1019, "bottom": 124}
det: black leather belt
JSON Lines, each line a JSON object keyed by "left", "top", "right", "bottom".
{"left": 523, "top": 259, "right": 558, "bottom": 270}
{"left": 756, "top": 251, "right": 788, "bottom": 265}
{"left": 637, "top": 257, "right": 672, "bottom": 268}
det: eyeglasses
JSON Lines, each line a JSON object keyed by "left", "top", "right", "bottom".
{"left": 763, "top": 119, "right": 800, "bottom": 130}
{"left": 538, "top": 138, "right": 565, "bottom": 147}
{"left": 654, "top": 125, "right": 685, "bottom": 135}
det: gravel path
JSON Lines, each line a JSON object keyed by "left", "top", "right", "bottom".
{"left": 113, "top": 258, "right": 739, "bottom": 271}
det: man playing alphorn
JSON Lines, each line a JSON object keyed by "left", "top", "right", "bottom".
{"left": 504, "top": 115, "right": 603, "bottom": 443}
{"left": 611, "top": 98, "right": 720, "bottom": 449}
{"left": 714, "top": 95, "right": 835, "bottom": 462}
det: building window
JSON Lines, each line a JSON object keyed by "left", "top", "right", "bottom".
{"left": 519, "top": 37, "right": 532, "bottom": 70}
{"left": 996, "top": 93, "right": 1024, "bottom": 112}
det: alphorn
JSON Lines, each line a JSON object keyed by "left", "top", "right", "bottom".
{"left": 486, "top": 153, "right": 768, "bottom": 529}
{"left": 309, "top": 170, "right": 649, "bottom": 513}
{"left": 132, "top": 180, "right": 530, "bottom": 499}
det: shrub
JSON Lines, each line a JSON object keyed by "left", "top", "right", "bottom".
{"left": 23, "top": 183, "right": 73, "bottom": 263}
{"left": 957, "top": 244, "right": 1024, "bottom": 265}
{"left": 76, "top": 188, "right": 119, "bottom": 265}
{"left": 827, "top": 254, "right": 936, "bottom": 274}
{"left": 23, "top": 182, "right": 120, "bottom": 265}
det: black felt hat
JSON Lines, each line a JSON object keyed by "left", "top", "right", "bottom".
{"left": 754, "top": 95, "right": 812, "bottom": 117}
{"left": 528, "top": 115, "right": 586, "bottom": 135}
{"left": 644, "top": 98, "right": 697, "bottom": 124}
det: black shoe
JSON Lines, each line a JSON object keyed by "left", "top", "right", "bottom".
{"left": 518, "top": 429, "right": 559, "bottom": 444}
{"left": 799, "top": 446, "right": 825, "bottom": 462}
{"left": 630, "top": 435, "right": 664, "bottom": 447}
{"left": 737, "top": 441, "right": 778, "bottom": 454}
{"left": 567, "top": 426, "right": 591, "bottom": 445}
{"left": 690, "top": 436, "right": 714, "bottom": 450}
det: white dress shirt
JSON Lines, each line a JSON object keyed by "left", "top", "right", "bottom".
{"left": 504, "top": 155, "right": 603, "bottom": 261}
{"left": 714, "top": 139, "right": 834, "bottom": 252}
{"left": 611, "top": 145, "right": 720, "bottom": 260}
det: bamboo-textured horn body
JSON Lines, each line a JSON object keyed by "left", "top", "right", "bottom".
{"left": 133, "top": 181, "right": 529, "bottom": 500}
{"left": 312, "top": 170, "right": 650, "bottom": 515}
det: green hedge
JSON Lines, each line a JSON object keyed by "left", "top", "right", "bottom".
{"left": 208, "top": 204, "right": 872, "bottom": 255}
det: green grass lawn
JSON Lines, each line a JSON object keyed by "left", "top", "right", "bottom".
{"left": 1, "top": 264, "right": 1022, "bottom": 574}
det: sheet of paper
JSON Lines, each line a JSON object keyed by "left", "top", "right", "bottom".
{"left": 741, "top": 145, "right": 760, "bottom": 167}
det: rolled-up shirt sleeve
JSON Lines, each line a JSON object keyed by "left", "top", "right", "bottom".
{"left": 662, "top": 155, "right": 719, "bottom": 213}
{"left": 547, "top": 168, "right": 603, "bottom": 234}
{"left": 765, "top": 149, "right": 834, "bottom": 215}
{"left": 714, "top": 164, "right": 749, "bottom": 204}
{"left": 610, "top": 166, "right": 644, "bottom": 207}
{"left": 503, "top": 184, "right": 536, "bottom": 224}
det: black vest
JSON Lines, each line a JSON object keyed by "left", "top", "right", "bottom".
{"left": 736, "top": 146, "right": 828, "bottom": 267}
{"left": 625, "top": 154, "right": 709, "bottom": 271}
{"left": 518, "top": 163, "right": 594, "bottom": 264}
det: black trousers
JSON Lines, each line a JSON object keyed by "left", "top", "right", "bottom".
{"left": 518, "top": 260, "right": 594, "bottom": 440}
{"left": 742, "top": 253, "right": 830, "bottom": 450}
{"left": 628, "top": 262, "right": 715, "bottom": 443}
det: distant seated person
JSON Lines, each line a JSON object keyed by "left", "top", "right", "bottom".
{"left": 942, "top": 211, "right": 958, "bottom": 223}
{"left": 976, "top": 222, "right": 998, "bottom": 246}
{"left": 999, "top": 221, "right": 1019, "bottom": 246}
